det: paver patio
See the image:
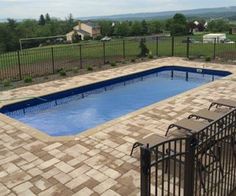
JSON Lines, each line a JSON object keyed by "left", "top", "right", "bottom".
{"left": 0, "top": 57, "right": 236, "bottom": 195}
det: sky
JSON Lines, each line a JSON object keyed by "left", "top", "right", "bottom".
{"left": 0, "top": 0, "right": 236, "bottom": 19}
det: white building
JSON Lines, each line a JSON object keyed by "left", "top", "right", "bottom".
{"left": 203, "top": 33, "right": 226, "bottom": 43}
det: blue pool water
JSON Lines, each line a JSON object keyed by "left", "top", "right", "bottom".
{"left": 0, "top": 66, "right": 231, "bottom": 136}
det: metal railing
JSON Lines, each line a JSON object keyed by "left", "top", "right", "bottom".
{"left": 0, "top": 36, "right": 236, "bottom": 81}
{"left": 140, "top": 109, "right": 236, "bottom": 196}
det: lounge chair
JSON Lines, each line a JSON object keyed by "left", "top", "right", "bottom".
{"left": 209, "top": 99, "right": 236, "bottom": 110}
{"left": 165, "top": 119, "right": 209, "bottom": 136}
{"left": 188, "top": 109, "right": 226, "bottom": 122}
{"left": 130, "top": 134, "right": 167, "bottom": 156}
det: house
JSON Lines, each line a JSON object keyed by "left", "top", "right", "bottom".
{"left": 66, "top": 21, "right": 101, "bottom": 42}
{"left": 188, "top": 21, "right": 206, "bottom": 34}
{"left": 203, "top": 33, "right": 226, "bottom": 43}
{"left": 230, "top": 27, "right": 236, "bottom": 35}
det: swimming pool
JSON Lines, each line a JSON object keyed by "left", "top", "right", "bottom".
{"left": 0, "top": 66, "right": 231, "bottom": 136}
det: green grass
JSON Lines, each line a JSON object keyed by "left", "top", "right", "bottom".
{"left": 1, "top": 34, "right": 236, "bottom": 70}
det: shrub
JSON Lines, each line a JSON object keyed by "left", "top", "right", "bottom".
{"left": 205, "top": 56, "right": 211, "bottom": 62}
{"left": 3, "top": 79, "right": 11, "bottom": 87}
{"left": 138, "top": 38, "right": 149, "bottom": 57}
{"left": 87, "top": 66, "right": 93, "bottom": 71}
{"left": 24, "top": 76, "right": 33, "bottom": 83}
{"left": 59, "top": 69, "right": 66, "bottom": 76}
{"left": 148, "top": 51, "right": 153, "bottom": 59}
{"left": 110, "top": 62, "right": 117, "bottom": 67}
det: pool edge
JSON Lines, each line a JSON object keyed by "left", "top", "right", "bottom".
{"left": 0, "top": 64, "right": 234, "bottom": 142}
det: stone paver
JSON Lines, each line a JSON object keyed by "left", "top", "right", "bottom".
{"left": 0, "top": 57, "right": 236, "bottom": 195}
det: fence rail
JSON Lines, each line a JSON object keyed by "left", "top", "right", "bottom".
{"left": 0, "top": 36, "right": 236, "bottom": 81}
{"left": 140, "top": 109, "right": 236, "bottom": 196}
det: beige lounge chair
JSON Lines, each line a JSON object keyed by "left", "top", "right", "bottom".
{"left": 165, "top": 119, "right": 208, "bottom": 136}
{"left": 130, "top": 134, "right": 167, "bottom": 156}
{"left": 209, "top": 99, "right": 236, "bottom": 110}
{"left": 188, "top": 109, "right": 226, "bottom": 122}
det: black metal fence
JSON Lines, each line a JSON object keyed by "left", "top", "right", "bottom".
{"left": 0, "top": 36, "right": 236, "bottom": 81}
{"left": 140, "top": 109, "right": 236, "bottom": 196}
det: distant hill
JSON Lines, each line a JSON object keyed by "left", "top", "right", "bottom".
{"left": 80, "top": 6, "right": 236, "bottom": 21}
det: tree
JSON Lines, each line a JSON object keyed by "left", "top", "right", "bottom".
{"left": 141, "top": 20, "right": 148, "bottom": 35}
{"left": 39, "top": 14, "right": 46, "bottom": 25}
{"left": 66, "top": 13, "right": 74, "bottom": 28}
{"left": 207, "top": 20, "right": 230, "bottom": 32}
{"left": 170, "top": 23, "right": 187, "bottom": 36}
{"left": 130, "top": 21, "right": 142, "bottom": 36}
{"left": 114, "top": 22, "right": 130, "bottom": 37}
{"left": 148, "top": 20, "right": 163, "bottom": 34}
{"left": 165, "top": 19, "right": 173, "bottom": 31}
{"left": 169, "top": 13, "right": 188, "bottom": 36}
{"left": 45, "top": 13, "right": 51, "bottom": 23}
{"left": 99, "top": 20, "right": 114, "bottom": 36}
{"left": 173, "top": 13, "right": 187, "bottom": 25}
{"left": 138, "top": 38, "right": 149, "bottom": 57}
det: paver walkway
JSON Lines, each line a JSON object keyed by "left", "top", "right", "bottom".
{"left": 0, "top": 57, "right": 236, "bottom": 195}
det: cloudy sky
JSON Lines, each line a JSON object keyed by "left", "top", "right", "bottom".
{"left": 0, "top": 0, "right": 236, "bottom": 19}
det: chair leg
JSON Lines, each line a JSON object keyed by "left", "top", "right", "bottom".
{"left": 209, "top": 103, "right": 216, "bottom": 110}
{"left": 165, "top": 125, "right": 174, "bottom": 136}
{"left": 188, "top": 115, "right": 193, "bottom": 119}
{"left": 130, "top": 142, "right": 141, "bottom": 156}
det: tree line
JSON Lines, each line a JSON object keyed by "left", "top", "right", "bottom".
{"left": 0, "top": 13, "right": 233, "bottom": 53}
{"left": 0, "top": 14, "right": 76, "bottom": 53}
{"left": 98, "top": 14, "right": 232, "bottom": 37}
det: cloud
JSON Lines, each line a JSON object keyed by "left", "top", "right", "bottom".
{"left": 0, "top": 0, "right": 235, "bottom": 19}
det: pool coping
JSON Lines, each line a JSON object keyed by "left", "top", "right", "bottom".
{"left": 0, "top": 58, "right": 236, "bottom": 142}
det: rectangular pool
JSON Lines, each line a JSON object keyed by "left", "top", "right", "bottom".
{"left": 0, "top": 66, "right": 231, "bottom": 136}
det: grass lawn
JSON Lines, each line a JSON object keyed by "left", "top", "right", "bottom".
{"left": 0, "top": 35, "right": 236, "bottom": 77}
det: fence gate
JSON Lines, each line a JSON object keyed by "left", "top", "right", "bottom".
{"left": 140, "top": 109, "right": 236, "bottom": 196}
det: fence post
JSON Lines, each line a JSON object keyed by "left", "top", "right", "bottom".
{"left": 172, "top": 37, "right": 175, "bottom": 56}
{"left": 184, "top": 135, "right": 196, "bottom": 196}
{"left": 51, "top": 47, "right": 55, "bottom": 74}
{"left": 123, "top": 40, "right": 126, "bottom": 60}
{"left": 79, "top": 44, "right": 82, "bottom": 69}
{"left": 213, "top": 38, "right": 216, "bottom": 59}
{"left": 17, "top": 51, "right": 22, "bottom": 80}
{"left": 140, "top": 144, "right": 151, "bottom": 196}
{"left": 156, "top": 36, "right": 159, "bottom": 57}
{"left": 103, "top": 42, "right": 106, "bottom": 65}
{"left": 186, "top": 37, "right": 190, "bottom": 59}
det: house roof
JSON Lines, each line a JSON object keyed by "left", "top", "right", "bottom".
{"left": 83, "top": 21, "right": 100, "bottom": 28}
{"left": 76, "top": 29, "right": 90, "bottom": 36}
